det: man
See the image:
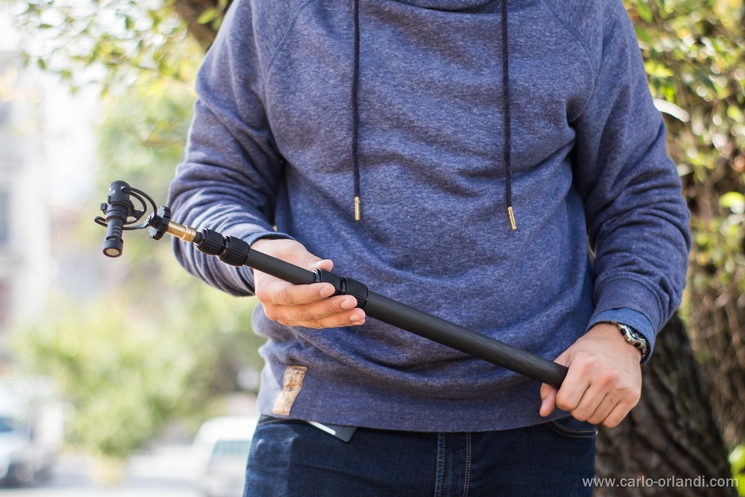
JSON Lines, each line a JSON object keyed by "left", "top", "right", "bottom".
{"left": 168, "top": 0, "right": 691, "bottom": 494}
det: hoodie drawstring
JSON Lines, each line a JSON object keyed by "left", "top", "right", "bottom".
{"left": 352, "top": 0, "right": 362, "bottom": 221}
{"left": 501, "top": 0, "right": 516, "bottom": 230}
{"left": 351, "top": 0, "right": 515, "bottom": 230}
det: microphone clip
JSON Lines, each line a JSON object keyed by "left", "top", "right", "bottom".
{"left": 94, "top": 180, "right": 162, "bottom": 257}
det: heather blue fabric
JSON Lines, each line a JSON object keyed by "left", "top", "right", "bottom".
{"left": 244, "top": 415, "right": 596, "bottom": 496}
{"left": 168, "top": 0, "right": 691, "bottom": 432}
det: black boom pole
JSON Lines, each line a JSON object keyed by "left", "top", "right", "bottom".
{"left": 96, "top": 181, "right": 568, "bottom": 389}
{"left": 243, "top": 244, "right": 568, "bottom": 388}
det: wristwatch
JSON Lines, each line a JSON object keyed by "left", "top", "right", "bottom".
{"left": 614, "top": 322, "right": 649, "bottom": 362}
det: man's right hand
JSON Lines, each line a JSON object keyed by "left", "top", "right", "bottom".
{"left": 251, "top": 238, "right": 366, "bottom": 329}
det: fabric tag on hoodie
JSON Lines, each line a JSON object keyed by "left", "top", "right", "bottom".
{"left": 272, "top": 366, "right": 307, "bottom": 416}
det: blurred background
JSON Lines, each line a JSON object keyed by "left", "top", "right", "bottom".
{"left": 0, "top": 1, "right": 265, "bottom": 494}
{"left": 0, "top": 0, "right": 742, "bottom": 496}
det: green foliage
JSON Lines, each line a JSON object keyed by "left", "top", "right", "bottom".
{"left": 626, "top": 0, "right": 745, "bottom": 274}
{"left": 3, "top": 0, "right": 206, "bottom": 91}
{"left": 195, "top": 0, "right": 230, "bottom": 32}
{"left": 624, "top": 0, "right": 745, "bottom": 448}
{"left": 13, "top": 287, "right": 262, "bottom": 458}
{"left": 731, "top": 444, "right": 745, "bottom": 495}
{"left": 12, "top": 70, "right": 265, "bottom": 458}
{"left": 97, "top": 76, "right": 195, "bottom": 194}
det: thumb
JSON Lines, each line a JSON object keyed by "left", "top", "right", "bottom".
{"left": 540, "top": 384, "right": 557, "bottom": 417}
{"left": 277, "top": 241, "right": 331, "bottom": 271}
{"left": 313, "top": 258, "right": 334, "bottom": 272}
{"left": 539, "top": 349, "right": 569, "bottom": 417}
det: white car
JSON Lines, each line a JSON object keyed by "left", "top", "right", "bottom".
{"left": 194, "top": 416, "right": 259, "bottom": 497}
{"left": 0, "top": 414, "right": 55, "bottom": 485}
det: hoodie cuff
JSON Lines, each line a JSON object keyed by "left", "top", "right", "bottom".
{"left": 587, "top": 308, "right": 655, "bottom": 364}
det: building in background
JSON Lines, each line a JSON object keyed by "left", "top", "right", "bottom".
{"left": 0, "top": 48, "right": 104, "bottom": 359}
{"left": 0, "top": 50, "right": 53, "bottom": 355}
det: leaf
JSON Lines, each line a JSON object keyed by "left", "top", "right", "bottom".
{"left": 636, "top": 1, "right": 653, "bottom": 22}
{"left": 654, "top": 99, "right": 690, "bottom": 122}
{"left": 720, "top": 192, "right": 745, "bottom": 214}
{"left": 730, "top": 444, "right": 745, "bottom": 474}
{"left": 676, "top": 163, "right": 692, "bottom": 176}
{"left": 644, "top": 60, "right": 674, "bottom": 78}
{"left": 635, "top": 26, "right": 653, "bottom": 44}
{"left": 197, "top": 9, "right": 218, "bottom": 25}
{"left": 727, "top": 105, "right": 744, "bottom": 123}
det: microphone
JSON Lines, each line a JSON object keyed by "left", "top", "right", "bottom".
{"left": 101, "top": 180, "right": 135, "bottom": 258}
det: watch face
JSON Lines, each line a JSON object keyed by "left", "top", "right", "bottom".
{"left": 617, "top": 323, "right": 649, "bottom": 359}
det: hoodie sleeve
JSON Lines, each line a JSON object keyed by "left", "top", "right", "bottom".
{"left": 571, "top": 0, "right": 691, "bottom": 358}
{"left": 167, "top": 0, "right": 292, "bottom": 296}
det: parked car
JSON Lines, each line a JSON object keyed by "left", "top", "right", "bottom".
{"left": 0, "top": 381, "right": 62, "bottom": 487}
{"left": 0, "top": 413, "right": 55, "bottom": 485}
{"left": 194, "top": 416, "right": 258, "bottom": 497}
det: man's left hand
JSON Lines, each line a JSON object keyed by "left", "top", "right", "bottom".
{"left": 539, "top": 322, "right": 642, "bottom": 428}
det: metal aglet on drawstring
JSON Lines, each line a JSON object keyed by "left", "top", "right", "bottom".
{"left": 355, "top": 196, "right": 361, "bottom": 221}
{"left": 508, "top": 206, "right": 516, "bottom": 231}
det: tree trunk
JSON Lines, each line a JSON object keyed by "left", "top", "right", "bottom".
{"left": 689, "top": 289, "right": 745, "bottom": 448}
{"left": 595, "top": 315, "right": 736, "bottom": 497}
{"left": 685, "top": 187, "right": 745, "bottom": 449}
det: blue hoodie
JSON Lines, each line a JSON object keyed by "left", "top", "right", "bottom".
{"left": 168, "top": 0, "right": 691, "bottom": 431}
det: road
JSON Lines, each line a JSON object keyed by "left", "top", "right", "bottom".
{"left": 0, "top": 446, "right": 208, "bottom": 497}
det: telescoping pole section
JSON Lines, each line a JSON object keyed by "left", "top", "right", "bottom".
{"left": 162, "top": 219, "right": 569, "bottom": 390}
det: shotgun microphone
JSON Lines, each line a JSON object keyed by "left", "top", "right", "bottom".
{"left": 101, "top": 181, "right": 135, "bottom": 257}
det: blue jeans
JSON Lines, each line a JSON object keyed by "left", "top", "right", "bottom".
{"left": 243, "top": 415, "right": 596, "bottom": 496}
